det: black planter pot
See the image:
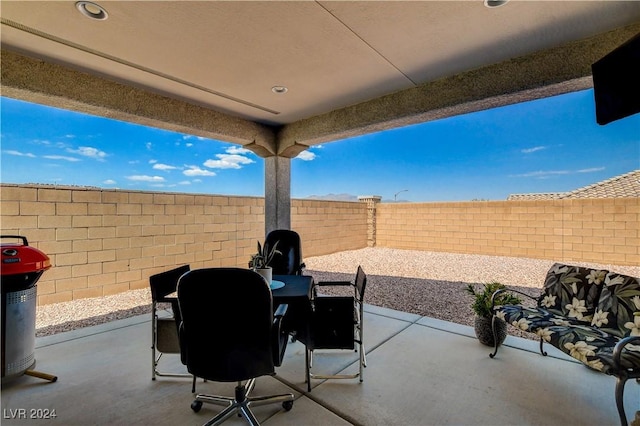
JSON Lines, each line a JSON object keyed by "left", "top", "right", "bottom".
{"left": 474, "top": 316, "right": 507, "bottom": 347}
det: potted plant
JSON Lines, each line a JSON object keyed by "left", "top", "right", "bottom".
{"left": 248, "top": 240, "right": 280, "bottom": 285}
{"left": 465, "top": 281, "right": 522, "bottom": 346}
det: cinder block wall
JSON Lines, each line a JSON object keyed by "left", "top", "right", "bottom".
{"left": 2, "top": 184, "right": 637, "bottom": 306}
{"left": 0, "top": 185, "right": 367, "bottom": 305}
{"left": 376, "top": 199, "right": 639, "bottom": 266}
{"left": 293, "top": 199, "right": 368, "bottom": 256}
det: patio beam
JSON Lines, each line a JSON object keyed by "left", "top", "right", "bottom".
{"left": 276, "top": 23, "right": 640, "bottom": 152}
{"left": 0, "top": 49, "right": 277, "bottom": 156}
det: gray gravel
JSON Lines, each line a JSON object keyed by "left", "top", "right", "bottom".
{"left": 35, "top": 248, "right": 639, "bottom": 339}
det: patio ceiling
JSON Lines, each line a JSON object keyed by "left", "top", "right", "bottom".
{"left": 1, "top": 1, "right": 640, "bottom": 157}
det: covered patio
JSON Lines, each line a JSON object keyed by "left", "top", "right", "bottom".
{"left": 2, "top": 1, "right": 640, "bottom": 233}
{"left": 2, "top": 3, "right": 640, "bottom": 425}
{"left": 2, "top": 303, "right": 638, "bottom": 425}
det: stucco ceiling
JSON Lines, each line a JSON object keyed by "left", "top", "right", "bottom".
{"left": 2, "top": 1, "right": 640, "bottom": 157}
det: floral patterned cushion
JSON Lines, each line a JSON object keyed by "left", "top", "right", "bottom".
{"left": 537, "top": 263, "right": 606, "bottom": 324}
{"left": 532, "top": 324, "right": 640, "bottom": 374}
{"left": 592, "top": 272, "right": 640, "bottom": 338}
{"left": 496, "top": 305, "right": 586, "bottom": 333}
{"left": 497, "top": 305, "right": 640, "bottom": 374}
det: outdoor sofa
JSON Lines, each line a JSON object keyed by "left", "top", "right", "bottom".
{"left": 490, "top": 263, "right": 640, "bottom": 426}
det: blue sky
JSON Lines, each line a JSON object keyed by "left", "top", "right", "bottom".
{"left": 1, "top": 89, "right": 638, "bottom": 202}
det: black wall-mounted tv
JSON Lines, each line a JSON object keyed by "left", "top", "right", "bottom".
{"left": 591, "top": 32, "right": 640, "bottom": 125}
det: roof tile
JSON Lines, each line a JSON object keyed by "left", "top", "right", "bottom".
{"left": 507, "top": 169, "right": 640, "bottom": 200}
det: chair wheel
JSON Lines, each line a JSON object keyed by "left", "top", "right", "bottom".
{"left": 282, "top": 400, "right": 293, "bottom": 411}
{"left": 191, "top": 400, "right": 203, "bottom": 412}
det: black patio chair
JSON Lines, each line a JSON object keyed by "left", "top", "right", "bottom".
{"left": 177, "top": 268, "right": 294, "bottom": 425}
{"left": 299, "top": 265, "right": 367, "bottom": 391}
{"left": 265, "top": 229, "right": 305, "bottom": 275}
{"left": 149, "top": 264, "right": 196, "bottom": 388}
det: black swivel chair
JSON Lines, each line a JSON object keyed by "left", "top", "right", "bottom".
{"left": 149, "top": 264, "right": 193, "bottom": 384}
{"left": 299, "top": 265, "right": 367, "bottom": 391}
{"left": 177, "top": 268, "right": 294, "bottom": 426}
{"left": 265, "top": 229, "right": 305, "bottom": 275}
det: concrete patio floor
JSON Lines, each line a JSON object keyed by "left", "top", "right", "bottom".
{"left": 2, "top": 304, "right": 638, "bottom": 426}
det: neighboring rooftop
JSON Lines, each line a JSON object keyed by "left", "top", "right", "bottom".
{"left": 507, "top": 169, "right": 640, "bottom": 200}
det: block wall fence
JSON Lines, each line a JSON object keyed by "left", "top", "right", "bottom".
{"left": 0, "top": 184, "right": 367, "bottom": 305}
{"left": 376, "top": 198, "right": 639, "bottom": 266}
{"left": 0, "top": 184, "right": 638, "bottom": 306}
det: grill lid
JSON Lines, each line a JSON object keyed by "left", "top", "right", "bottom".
{"left": 1, "top": 236, "right": 51, "bottom": 276}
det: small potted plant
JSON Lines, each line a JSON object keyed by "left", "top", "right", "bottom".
{"left": 248, "top": 240, "right": 280, "bottom": 285}
{"left": 465, "top": 281, "right": 522, "bottom": 346}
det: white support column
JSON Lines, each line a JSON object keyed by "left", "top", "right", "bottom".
{"left": 264, "top": 156, "right": 291, "bottom": 236}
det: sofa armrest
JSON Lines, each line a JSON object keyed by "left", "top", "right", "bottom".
{"left": 612, "top": 335, "right": 640, "bottom": 369}
{"left": 490, "top": 288, "right": 538, "bottom": 312}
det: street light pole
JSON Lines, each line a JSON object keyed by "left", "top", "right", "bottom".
{"left": 394, "top": 189, "right": 409, "bottom": 202}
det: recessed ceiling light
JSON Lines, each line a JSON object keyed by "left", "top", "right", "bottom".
{"left": 271, "top": 86, "right": 288, "bottom": 94}
{"left": 76, "top": 1, "right": 108, "bottom": 20}
{"left": 484, "top": 0, "right": 509, "bottom": 8}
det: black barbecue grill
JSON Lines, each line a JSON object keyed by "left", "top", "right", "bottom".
{"left": 1, "top": 235, "right": 57, "bottom": 383}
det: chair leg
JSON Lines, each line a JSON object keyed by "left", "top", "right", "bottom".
{"left": 305, "top": 348, "right": 312, "bottom": 392}
{"left": 196, "top": 379, "right": 293, "bottom": 426}
{"left": 238, "top": 405, "right": 260, "bottom": 426}
{"left": 202, "top": 403, "right": 239, "bottom": 426}
{"left": 489, "top": 315, "right": 501, "bottom": 358}
{"left": 539, "top": 338, "right": 548, "bottom": 356}
{"left": 359, "top": 341, "right": 365, "bottom": 383}
{"left": 151, "top": 310, "right": 157, "bottom": 380}
{"left": 615, "top": 375, "right": 630, "bottom": 426}
{"left": 357, "top": 321, "right": 367, "bottom": 368}
{"left": 151, "top": 347, "right": 158, "bottom": 380}
{"left": 355, "top": 320, "right": 366, "bottom": 382}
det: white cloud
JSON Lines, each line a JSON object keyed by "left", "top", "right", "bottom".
{"left": 183, "top": 166, "right": 216, "bottom": 177}
{"left": 515, "top": 170, "right": 570, "bottom": 178}
{"left": 146, "top": 142, "right": 152, "bottom": 150}
{"left": 204, "top": 154, "right": 254, "bottom": 169}
{"left": 226, "top": 146, "right": 252, "bottom": 155}
{"left": 3, "top": 150, "right": 36, "bottom": 158}
{"left": 126, "top": 175, "right": 165, "bottom": 182}
{"left": 178, "top": 181, "right": 191, "bottom": 185}
{"left": 577, "top": 167, "right": 605, "bottom": 173}
{"left": 42, "top": 155, "right": 81, "bottom": 162}
{"left": 149, "top": 159, "right": 157, "bottom": 164}
{"left": 295, "top": 150, "right": 316, "bottom": 161}
{"left": 153, "top": 163, "right": 178, "bottom": 171}
{"left": 67, "top": 146, "right": 107, "bottom": 161}
{"left": 512, "top": 167, "right": 605, "bottom": 179}
{"left": 521, "top": 146, "right": 547, "bottom": 154}
{"left": 183, "top": 135, "right": 208, "bottom": 141}
{"left": 103, "top": 179, "right": 117, "bottom": 185}
{"left": 185, "top": 143, "right": 193, "bottom": 147}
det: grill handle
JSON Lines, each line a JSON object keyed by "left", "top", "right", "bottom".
{"left": 0, "top": 235, "right": 29, "bottom": 246}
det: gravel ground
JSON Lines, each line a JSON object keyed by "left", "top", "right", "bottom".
{"left": 35, "top": 248, "right": 639, "bottom": 340}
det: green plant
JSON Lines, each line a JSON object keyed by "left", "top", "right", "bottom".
{"left": 465, "top": 281, "right": 522, "bottom": 318}
{"left": 248, "top": 240, "right": 280, "bottom": 269}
